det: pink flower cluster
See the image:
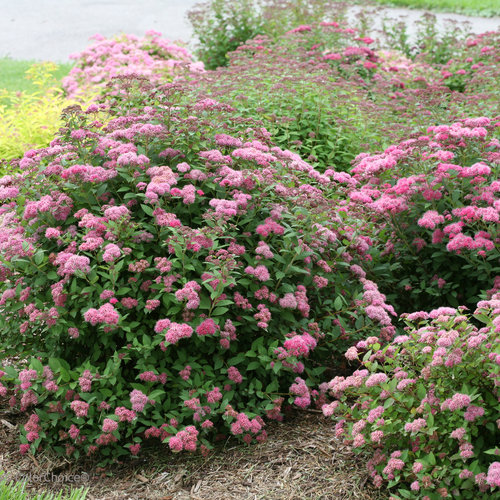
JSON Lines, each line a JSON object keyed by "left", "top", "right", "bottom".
{"left": 155, "top": 320, "right": 193, "bottom": 345}
{"left": 24, "top": 413, "right": 41, "bottom": 443}
{"left": 289, "top": 377, "right": 311, "bottom": 408}
{"left": 83, "top": 303, "right": 120, "bottom": 326}
{"left": 245, "top": 264, "right": 271, "bottom": 282}
{"left": 175, "top": 281, "right": 201, "bottom": 309}
{"left": 130, "top": 389, "right": 150, "bottom": 412}
{"left": 168, "top": 425, "right": 199, "bottom": 452}
{"left": 102, "top": 243, "right": 121, "bottom": 263}
{"left": 196, "top": 318, "right": 217, "bottom": 336}
{"left": 227, "top": 366, "right": 243, "bottom": 384}
{"left": 70, "top": 400, "right": 89, "bottom": 418}
{"left": 227, "top": 409, "right": 265, "bottom": 444}
{"left": 441, "top": 393, "right": 471, "bottom": 411}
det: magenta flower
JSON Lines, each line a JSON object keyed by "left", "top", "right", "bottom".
{"left": 102, "top": 418, "right": 118, "bottom": 433}
{"left": 196, "top": 318, "right": 217, "bottom": 336}
{"left": 70, "top": 400, "right": 89, "bottom": 418}
{"left": 365, "top": 373, "right": 388, "bottom": 387}
{"left": 130, "top": 389, "right": 149, "bottom": 412}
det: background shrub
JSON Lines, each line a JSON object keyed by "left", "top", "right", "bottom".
{"left": 62, "top": 31, "right": 203, "bottom": 99}
{"left": 0, "top": 63, "right": 76, "bottom": 164}
{"left": 187, "top": 0, "right": 265, "bottom": 70}
{"left": 188, "top": 0, "right": 350, "bottom": 70}
{"left": 192, "top": 22, "right": 498, "bottom": 173}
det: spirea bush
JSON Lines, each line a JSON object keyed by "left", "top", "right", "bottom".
{"left": 195, "top": 21, "right": 499, "bottom": 172}
{"left": 322, "top": 299, "right": 500, "bottom": 499}
{"left": 0, "top": 78, "right": 396, "bottom": 461}
{"left": 62, "top": 31, "right": 204, "bottom": 99}
{"left": 350, "top": 117, "right": 499, "bottom": 313}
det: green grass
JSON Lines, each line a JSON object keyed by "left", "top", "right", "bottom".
{"left": 368, "top": 0, "right": 500, "bottom": 16}
{"left": 0, "top": 58, "right": 73, "bottom": 93}
{"left": 0, "top": 474, "right": 88, "bottom": 500}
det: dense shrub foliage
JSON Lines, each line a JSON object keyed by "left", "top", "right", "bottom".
{"left": 193, "top": 22, "right": 499, "bottom": 172}
{"left": 351, "top": 117, "right": 499, "bottom": 313}
{"left": 0, "top": 81, "right": 396, "bottom": 460}
{"left": 322, "top": 299, "right": 500, "bottom": 498}
{"left": 62, "top": 31, "right": 204, "bottom": 99}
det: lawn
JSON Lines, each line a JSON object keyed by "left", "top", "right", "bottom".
{"left": 369, "top": 0, "right": 500, "bottom": 15}
{"left": 0, "top": 58, "right": 73, "bottom": 93}
{"left": 0, "top": 473, "right": 88, "bottom": 500}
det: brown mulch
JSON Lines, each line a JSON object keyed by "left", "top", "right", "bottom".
{"left": 0, "top": 410, "right": 386, "bottom": 500}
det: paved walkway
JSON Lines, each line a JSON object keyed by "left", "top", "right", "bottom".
{"left": 0, "top": 0, "right": 200, "bottom": 61}
{"left": 348, "top": 5, "right": 500, "bottom": 39}
{"left": 0, "top": 1, "right": 499, "bottom": 62}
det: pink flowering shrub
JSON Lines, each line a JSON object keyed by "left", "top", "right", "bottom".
{"left": 0, "top": 79, "right": 394, "bottom": 461}
{"left": 62, "top": 31, "right": 204, "bottom": 99}
{"left": 350, "top": 116, "right": 499, "bottom": 312}
{"left": 322, "top": 298, "right": 500, "bottom": 498}
{"left": 434, "top": 31, "right": 500, "bottom": 94}
{"left": 194, "top": 20, "right": 498, "bottom": 174}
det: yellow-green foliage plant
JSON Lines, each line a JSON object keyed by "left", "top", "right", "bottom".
{"left": 0, "top": 62, "right": 79, "bottom": 166}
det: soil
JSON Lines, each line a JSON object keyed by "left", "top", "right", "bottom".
{"left": 0, "top": 409, "right": 385, "bottom": 500}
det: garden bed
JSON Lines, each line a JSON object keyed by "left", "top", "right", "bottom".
{"left": 1, "top": 410, "right": 382, "bottom": 500}
{"left": 0, "top": 2, "right": 499, "bottom": 499}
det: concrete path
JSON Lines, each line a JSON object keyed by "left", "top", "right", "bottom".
{"left": 0, "top": 1, "right": 499, "bottom": 62}
{"left": 348, "top": 5, "right": 500, "bottom": 39}
{"left": 0, "top": 0, "right": 200, "bottom": 61}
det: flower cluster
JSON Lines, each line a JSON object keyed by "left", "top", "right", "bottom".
{"left": 63, "top": 31, "right": 204, "bottom": 98}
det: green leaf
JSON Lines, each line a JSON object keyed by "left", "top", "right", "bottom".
{"left": 211, "top": 306, "right": 229, "bottom": 316}
{"left": 30, "top": 358, "right": 44, "bottom": 373}
{"left": 34, "top": 251, "right": 45, "bottom": 265}
{"left": 416, "top": 383, "right": 426, "bottom": 400}
{"left": 148, "top": 389, "right": 165, "bottom": 400}
{"left": 384, "top": 397, "right": 395, "bottom": 409}
{"left": 141, "top": 204, "right": 154, "bottom": 216}
{"left": 334, "top": 296, "right": 343, "bottom": 311}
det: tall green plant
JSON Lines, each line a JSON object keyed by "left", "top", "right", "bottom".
{"left": 188, "top": 0, "right": 264, "bottom": 69}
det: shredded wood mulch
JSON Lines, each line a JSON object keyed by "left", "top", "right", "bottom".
{"left": 0, "top": 409, "right": 386, "bottom": 500}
